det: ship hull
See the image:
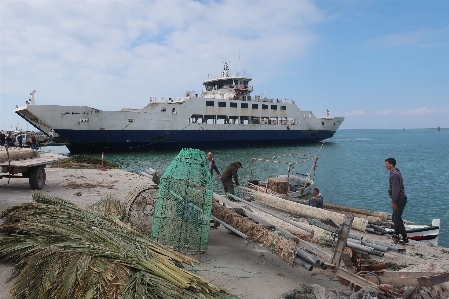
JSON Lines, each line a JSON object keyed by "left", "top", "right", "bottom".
{"left": 60, "top": 129, "right": 336, "bottom": 153}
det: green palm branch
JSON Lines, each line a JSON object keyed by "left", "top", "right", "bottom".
{"left": 0, "top": 193, "right": 236, "bottom": 299}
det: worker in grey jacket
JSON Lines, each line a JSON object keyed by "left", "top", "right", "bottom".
{"left": 385, "top": 158, "right": 408, "bottom": 243}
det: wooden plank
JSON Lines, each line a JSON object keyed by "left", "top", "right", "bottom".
{"left": 361, "top": 271, "right": 445, "bottom": 286}
{"left": 417, "top": 272, "right": 449, "bottom": 287}
{"left": 331, "top": 214, "right": 354, "bottom": 266}
{"left": 334, "top": 267, "right": 377, "bottom": 288}
{"left": 341, "top": 252, "right": 355, "bottom": 274}
{"left": 239, "top": 208, "right": 276, "bottom": 230}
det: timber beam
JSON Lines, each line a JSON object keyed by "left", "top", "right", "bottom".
{"left": 361, "top": 271, "right": 449, "bottom": 287}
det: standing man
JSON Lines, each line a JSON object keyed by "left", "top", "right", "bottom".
{"left": 0, "top": 132, "right": 5, "bottom": 146}
{"left": 206, "top": 152, "right": 220, "bottom": 178}
{"left": 5, "top": 133, "right": 12, "bottom": 148}
{"left": 30, "top": 135, "right": 37, "bottom": 150}
{"left": 309, "top": 188, "right": 323, "bottom": 208}
{"left": 220, "top": 161, "right": 242, "bottom": 197}
{"left": 17, "top": 134, "right": 23, "bottom": 148}
{"left": 385, "top": 158, "right": 408, "bottom": 244}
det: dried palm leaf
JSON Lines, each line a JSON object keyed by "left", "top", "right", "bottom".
{"left": 0, "top": 193, "right": 236, "bottom": 299}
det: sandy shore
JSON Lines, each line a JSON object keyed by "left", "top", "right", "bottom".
{"left": 1, "top": 167, "right": 449, "bottom": 298}
{"left": 0, "top": 167, "right": 353, "bottom": 299}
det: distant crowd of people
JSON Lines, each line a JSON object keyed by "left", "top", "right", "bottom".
{"left": 0, "top": 131, "right": 38, "bottom": 150}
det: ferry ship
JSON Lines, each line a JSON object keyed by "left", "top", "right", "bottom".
{"left": 14, "top": 62, "right": 344, "bottom": 153}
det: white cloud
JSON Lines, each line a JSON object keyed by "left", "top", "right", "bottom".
{"left": 375, "top": 110, "right": 392, "bottom": 116}
{"left": 366, "top": 27, "right": 449, "bottom": 49}
{"left": 0, "top": 0, "right": 325, "bottom": 111}
{"left": 398, "top": 107, "right": 436, "bottom": 115}
{"left": 344, "top": 110, "right": 367, "bottom": 116}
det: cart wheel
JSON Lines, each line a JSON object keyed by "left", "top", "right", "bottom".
{"left": 125, "top": 185, "right": 158, "bottom": 235}
{"left": 29, "top": 166, "right": 46, "bottom": 190}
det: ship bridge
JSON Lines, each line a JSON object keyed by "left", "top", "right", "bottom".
{"left": 202, "top": 62, "right": 254, "bottom": 101}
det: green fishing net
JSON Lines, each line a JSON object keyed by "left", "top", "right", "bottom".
{"left": 150, "top": 148, "right": 213, "bottom": 252}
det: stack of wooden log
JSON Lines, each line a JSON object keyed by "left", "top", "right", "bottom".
{"left": 0, "top": 148, "right": 37, "bottom": 163}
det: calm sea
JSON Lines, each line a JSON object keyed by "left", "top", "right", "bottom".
{"left": 47, "top": 129, "right": 449, "bottom": 247}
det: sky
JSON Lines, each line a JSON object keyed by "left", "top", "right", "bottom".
{"left": 1, "top": 0, "right": 448, "bottom": 131}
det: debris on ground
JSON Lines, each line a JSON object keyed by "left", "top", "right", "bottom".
{"left": 50, "top": 154, "right": 119, "bottom": 169}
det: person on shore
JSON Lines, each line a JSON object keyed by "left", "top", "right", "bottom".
{"left": 309, "top": 188, "right": 323, "bottom": 208}
{"left": 10, "top": 134, "right": 16, "bottom": 147}
{"left": 5, "top": 133, "right": 12, "bottom": 148}
{"left": 0, "top": 132, "right": 5, "bottom": 146}
{"left": 30, "top": 135, "right": 37, "bottom": 150}
{"left": 17, "top": 134, "right": 23, "bottom": 148}
{"left": 206, "top": 152, "right": 220, "bottom": 178}
{"left": 385, "top": 157, "right": 408, "bottom": 244}
{"left": 220, "top": 161, "right": 242, "bottom": 198}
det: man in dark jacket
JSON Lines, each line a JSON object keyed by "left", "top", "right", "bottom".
{"left": 385, "top": 157, "right": 408, "bottom": 243}
{"left": 5, "top": 133, "right": 12, "bottom": 148}
{"left": 220, "top": 161, "right": 242, "bottom": 196}
{"left": 17, "top": 134, "right": 23, "bottom": 148}
{"left": 0, "top": 132, "right": 5, "bottom": 146}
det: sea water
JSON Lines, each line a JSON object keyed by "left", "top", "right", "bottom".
{"left": 47, "top": 129, "right": 449, "bottom": 247}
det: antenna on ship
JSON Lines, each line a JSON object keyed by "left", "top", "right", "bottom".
{"left": 222, "top": 61, "right": 230, "bottom": 78}
{"left": 237, "top": 50, "right": 240, "bottom": 76}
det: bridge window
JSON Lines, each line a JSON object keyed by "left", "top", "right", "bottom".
{"left": 280, "top": 106, "right": 286, "bottom": 110}
{"left": 206, "top": 101, "right": 214, "bottom": 106}
{"left": 204, "top": 115, "right": 215, "bottom": 124}
{"left": 251, "top": 117, "right": 260, "bottom": 124}
{"left": 241, "top": 103, "right": 248, "bottom": 108}
{"left": 240, "top": 116, "right": 249, "bottom": 124}
{"left": 218, "top": 102, "right": 226, "bottom": 107}
{"left": 252, "top": 104, "right": 258, "bottom": 109}
{"left": 230, "top": 102, "right": 237, "bottom": 108}
{"left": 271, "top": 105, "right": 277, "bottom": 110}
{"left": 262, "top": 104, "right": 268, "bottom": 109}
{"left": 190, "top": 115, "right": 204, "bottom": 123}
{"left": 229, "top": 116, "right": 239, "bottom": 124}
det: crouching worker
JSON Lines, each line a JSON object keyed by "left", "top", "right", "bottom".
{"left": 309, "top": 188, "right": 323, "bottom": 208}
{"left": 220, "top": 161, "right": 243, "bottom": 200}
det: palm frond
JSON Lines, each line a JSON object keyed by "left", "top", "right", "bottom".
{"left": 0, "top": 192, "right": 236, "bottom": 299}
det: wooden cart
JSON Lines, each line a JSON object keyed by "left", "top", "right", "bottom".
{"left": 0, "top": 151, "right": 67, "bottom": 190}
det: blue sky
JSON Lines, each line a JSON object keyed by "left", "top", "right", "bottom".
{"left": 1, "top": 0, "right": 448, "bottom": 131}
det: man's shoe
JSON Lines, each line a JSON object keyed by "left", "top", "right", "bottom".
{"left": 391, "top": 234, "right": 400, "bottom": 241}
{"left": 401, "top": 238, "right": 409, "bottom": 244}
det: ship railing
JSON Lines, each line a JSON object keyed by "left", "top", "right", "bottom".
{"left": 148, "top": 97, "right": 187, "bottom": 103}
{"left": 252, "top": 97, "right": 295, "bottom": 104}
